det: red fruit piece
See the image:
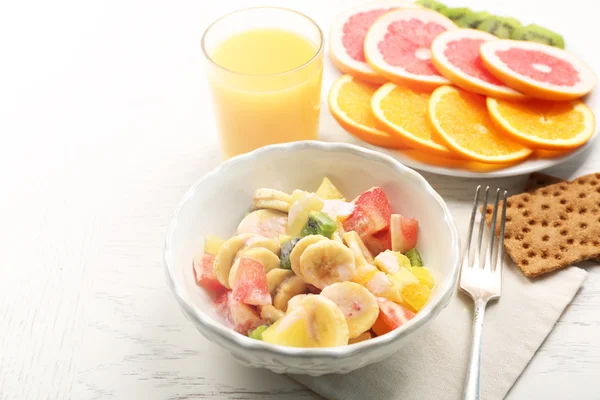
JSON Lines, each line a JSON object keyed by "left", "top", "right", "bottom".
{"left": 371, "top": 297, "right": 415, "bottom": 336}
{"left": 193, "top": 253, "right": 227, "bottom": 293}
{"left": 390, "top": 214, "right": 419, "bottom": 253}
{"left": 227, "top": 292, "right": 265, "bottom": 335}
{"left": 363, "top": 228, "right": 392, "bottom": 256}
{"left": 214, "top": 290, "right": 231, "bottom": 320}
{"left": 232, "top": 257, "right": 272, "bottom": 306}
{"left": 343, "top": 187, "right": 392, "bottom": 238}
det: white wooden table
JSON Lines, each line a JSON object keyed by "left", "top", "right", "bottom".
{"left": 1, "top": 0, "right": 599, "bottom": 398}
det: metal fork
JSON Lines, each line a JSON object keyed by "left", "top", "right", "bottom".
{"left": 460, "top": 186, "right": 508, "bottom": 400}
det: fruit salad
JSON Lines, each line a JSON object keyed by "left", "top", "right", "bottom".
{"left": 193, "top": 178, "right": 435, "bottom": 348}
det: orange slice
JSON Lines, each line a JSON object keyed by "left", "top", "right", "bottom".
{"left": 371, "top": 82, "right": 459, "bottom": 158}
{"left": 487, "top": 98, "right": 596, "bottom": 150}
{"left": 428, "top": 86, "right": 532, "bottom": 163}
{"left": 480, "top": 40, "right": 597, "bottom": 101}
{"left": 329, "top": 74, "right": 410, "bottom": 149}
{"left": 364, "top": 9, "right": 457, "bottom": 91}
{"left": 431, "top": 29, "right": 527, "bottom": 100}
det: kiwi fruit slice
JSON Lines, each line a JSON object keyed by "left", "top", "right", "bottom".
{"left": 512, "top": 24, "right": 565, "bottom": 49}
{"left": 415, "top": 0, "right": 447, "bottom": 13}
{"left": 442, "top": 7, "right": 473, "bottom": 24}
{"left": 457, "top": 11, "right": 490, "bottom": 28}
{"left": 301, "top": 211, "right": 336, "bottom": 238}
{"left": 477, "top": 16, "right": 522, "bottom": 39}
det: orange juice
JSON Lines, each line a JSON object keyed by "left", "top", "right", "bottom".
{"left": 203, "top": 10, "right": 324, "bottom": 157}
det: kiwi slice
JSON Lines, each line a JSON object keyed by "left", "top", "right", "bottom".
{"left": 457, "top": 11, "right": 490, "bottom": 28}
{"left": 301, "top": 211, "right": 336, "bottom": 238}
{"left": 279, "top": 238, "right": 300, "bottom": 269}
{"left": 442, "top": 7, "right": 473, "bottom": 24}
{"left": 249, "top": 325, "right": 269, "bottom": 340}
{"left": 415, "top": 0, "right": 447, "bottom": 13}
{"left": 405, "top": 248, "right": 424, "bottom": 267}
{"left": 512, "top": 24, "right": 565, "bottom": 49}
{"left": 477, "top": 16, "right": 522, "bottom": 39}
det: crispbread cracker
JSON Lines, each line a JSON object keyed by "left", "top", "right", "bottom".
{"left": 486, "top": 173, "right": 600, "bottom": 277}
{"left": 525, "top": 172, "right": 600, "bottom": 263}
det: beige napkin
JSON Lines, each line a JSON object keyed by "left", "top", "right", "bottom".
{"left": 292, "top": 263, "right": 587, "bottom": 400}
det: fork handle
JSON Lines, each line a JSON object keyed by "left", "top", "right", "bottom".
{"left": 463, "top": 298, "right": 488, "bottom": 400}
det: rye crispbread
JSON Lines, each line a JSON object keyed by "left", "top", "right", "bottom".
{"left": 486, "top": 173, "right": 600, "bottom": 277}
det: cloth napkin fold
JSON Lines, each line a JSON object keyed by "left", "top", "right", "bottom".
{"left": 292, "top": 263, "right": 587, "bottom": 400}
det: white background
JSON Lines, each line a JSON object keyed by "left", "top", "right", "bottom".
{"left": 1, "top": 0, "right": 599, "bottom": 399}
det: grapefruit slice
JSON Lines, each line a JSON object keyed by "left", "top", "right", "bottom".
{"left": 329, "top": 1, "right": 421, "bottom": 84}
{"left": 364, "top": 8, "right": 458, "bottom": 91}
{"left": 480, "top": 40, "right": 597, "bottom": 101}
{"left": 487, "top": 97, "right": 596, "bottom": 150}
{"left": 431, "top": 29, "right": 527, "bottom": 100}
{"left": 428, "top": 86, "right": 532, "bottom": 163}
{"left": 329, "top": 74, "right": 410, "bottom": 149}
{"left": 371, "top": 82, "right": 459, "bottom": 158}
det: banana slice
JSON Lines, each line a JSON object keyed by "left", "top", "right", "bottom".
{"left": 321, "top": 281, "right": 379, "bottom": 339}
{"left": 253, "top": 188, "right": 292, "bottom": 212}
{"left": 240, "top": 235, "right": 281, "bottom": 256}
{"left": 273, "top": 276, "right": 309, "bottom": 312}
{"left": 289, "top": 235, "right": 328, "bottom": 278}
{"left": 286, "top": 294, "right": 312, "bottom": 313}
{"left": 262, "top": 295, "right": 349, "bottom": 348}
{"left": 266, "top": 268, "right": 295, "bottom": 297}
{"left": 228, "top": 247, "right": 280, "bottom": 288}
{"left": 260, "top": 304, "right": 285, "bottom": 324}
{"left": 299, "top": 240, "right": 356, "bottom": 289}
{"left": 343, "top": 231, "right": 374, "bottom": 266}
{"left": 237, "top": 209, "right": 288, "bottom": 239}
{"left": 213, "top": 233, "right": 257, "bottom": 288}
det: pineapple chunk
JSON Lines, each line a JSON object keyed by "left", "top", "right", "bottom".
{"left": 315, "top": 177, "right": 345, "bottom": 200}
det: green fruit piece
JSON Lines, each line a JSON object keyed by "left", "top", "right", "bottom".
{"left": 415, "top": 0, "right": 447, "bottom": 12}
{"left": 405, "top": 248, "right": 424, "bottom": 267}
{"left": 477, "top": 16, "right": 522, "bottom": 39}
{"left": 457, "top": 11, "right": 490, "bottom": 28}
{"left": 249, "top": 325, "right": 269, "bottom": 340}
{"left": 512, "top": 24, "right": 565, "bottom": 49}
{"left": 442, "top": 7, "right": 472, "bottom": 24}
{"left": 280, "top": 238, "right": 301, "bottom": 269}
{"left": 301, "top": 211, "right": 337, "bottom": 238}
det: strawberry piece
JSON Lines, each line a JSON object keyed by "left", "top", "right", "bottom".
{"left": 371, "top": 298, "right": 415, "bottom": 336}
{"left": 343, "top": 187, "right": 392, "bottom": 238}
{"left": 214, "top": 290, "right": 231, "bottom": 320}
{"left": 193, "top": 253, "right": 226, "bottom": 293}
{"left": 232, "top": 257, "right": 272, "bottom": 306}
{"left": 227, "top": 292, "right": 265, "bottom": 335}
{"left": 363, "top": 228, "right": 392, "bottom": 256}
{"left": 390, "top": 214, "right": 419, "bottom": 253}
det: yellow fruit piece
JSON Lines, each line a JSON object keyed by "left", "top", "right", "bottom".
{"left": 401, "top": 282, "right": 431, "bottom": 312}
{"left": 353, "top": 265, "right": 378, "bottom": 287}
{"left": 365, "top": 271, "right": 403, "bottom": 304}
{"left": 287, "top": 191, "right": 323, "bottom": 237}
{"left": 348, "top": 331, "right": 372, "bottom": 344}
{"left": 487, "top": 98, "right": 596, "bottom": 150}
{"left": 373, "top": 250, "right": 412, "bottom": 274}
{"left": 410, "top": 266, "right": 434, "bottom": 289}
{"left": 278, "top": 235, "right": 292, "bottom": 245}
{"left": 396, "top": 253, "right": 412, "bottom": 270}
{"left": 428, "top": 86, "right": 532, "bottom": 164}
{"left": 262, "top": 295, "right": 349, "bottom": 348}
{"left": 328, "top": 75, "right": 410, "bottom": 149}
{"left": 371, "top": 82, "right": 458, "bottom": 158}
{"left": 204, "top": 235, "right": 226, "bottom": 255}
{"left": 389, "top": 268, "right": 420, "bottom": 291}
{"left": 315, "top": 177, "right": 345, "bottom": 200}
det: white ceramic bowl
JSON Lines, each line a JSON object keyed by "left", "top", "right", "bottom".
{"left": 164, "top": 141, "right": 461, "bottom": 376}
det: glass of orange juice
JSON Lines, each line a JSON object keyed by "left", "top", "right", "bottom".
{"left": 202, "top": 7, "right": 324, "bottom": 158}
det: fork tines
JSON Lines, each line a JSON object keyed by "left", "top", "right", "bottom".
{"left": 465, "top": 186, "right": 508, "bottom": 273}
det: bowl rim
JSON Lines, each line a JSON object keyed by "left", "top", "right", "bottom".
{"left": 164, "top": 141, "right": 461, "bottom": 358}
